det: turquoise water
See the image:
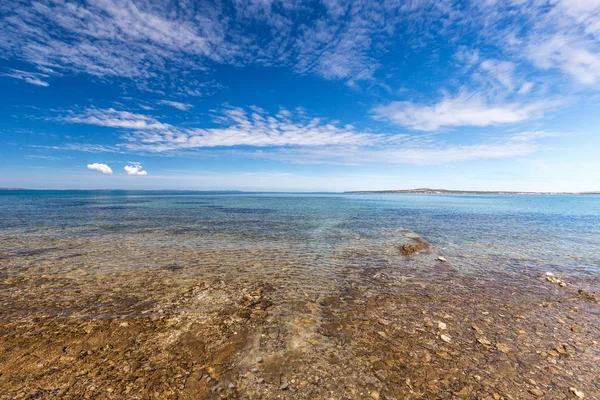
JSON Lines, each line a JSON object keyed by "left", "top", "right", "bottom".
{"left": 1, "top": 191, "right": 600, "bottom": 279}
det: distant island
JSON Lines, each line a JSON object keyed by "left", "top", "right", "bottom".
{"left": 345, "top": 188, "right": 600, "bottom": 195}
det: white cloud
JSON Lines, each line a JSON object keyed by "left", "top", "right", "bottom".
{"left": 61, "top": 106, "right": 383, "bottom": 151}
{"left": 63, "top": 108, "right": 170, "bottom": 130}
{"left": 527, "top": 34, "right": 600, "bottom": 85}
{"left": 372, "top": 92, "right": 556, "bottom": 131}
{"left": 59, "top": 105, "right": 562, "bottom": 166}
{"left": 1, "top": 68, "right": 49, "bottom": 86}
{"left": 157, "top": 100, "right": 192, "bottom": 111}
{"left": 0, "top": 0, "right": 457, "bottom": 88}
{"left": 508, "top": 130, "right": 565, "bottom": 142}
{"left": 87, "top": 163, "right": 113, "bottom": 174}
{"left": 466, "top": 0, "right": 600, "bottom": 87}
{"left": 124, "top": 164, "right": 148, "bottom": 176}
{"left": 518, "top": 82, "right": 534, "bottom": 94}
{"left": 478, "top": 59, "right": 516, "bottom": 92}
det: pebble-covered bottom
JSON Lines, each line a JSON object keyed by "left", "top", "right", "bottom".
{"left": 1, "top": 233, "right": 599, "bottom": 400}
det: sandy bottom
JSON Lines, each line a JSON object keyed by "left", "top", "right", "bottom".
{"left": 1, "top": 240, "right": 599, "bottom": 399}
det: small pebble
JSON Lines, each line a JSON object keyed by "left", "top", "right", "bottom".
{"left": 440, "top": 334, "right": 451, "bottom": 343}
{"left": 228, "top": 383, "right": 235, "bottom": 389}
{"left": 496, "top": 343, "right": 510, "bottom": 353}
{"left": 257, "top": 378, "right": 265, "bottom": 384}
{"left": 529, "top": 388, "right": 544, "bottom": 398}
{"left": 251, "top": 368, "right": 258, "bottom": 373}
{"left": 438, "top": 321, "right": 447, "bottom": 330}
{"left": 569, "top": 387, "right": 585, "bottom": 398}
{"left": 280, "top": 382, "right": 289, "bottom": 390}
{"left": 438, "top": 256, "right": 447, "bottom": 262}
{"left": 256, "top": 356, "right": 263, "bottom": 363}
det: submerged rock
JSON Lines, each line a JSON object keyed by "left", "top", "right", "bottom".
{"left": 578, "top": 289, "right": 597, "bottom": 303}
{"left": 400, "top": 238, "right": 429, "bottom": 255}
{"left": 545, "top": 273, "right": 567, "bottom": 287}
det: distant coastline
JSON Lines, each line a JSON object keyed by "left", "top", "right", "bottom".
{"left": 345, "top": 188, "right": 600, "bottom": 195}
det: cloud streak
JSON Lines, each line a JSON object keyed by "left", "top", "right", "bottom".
{"left": 0, "top": 0, "right": 454, "bottom": 88}
{"left": 1, "top": 69, "right": 50, "bottom": 87}
{"left": 61, "top": 106, "right": 385, "bottom": 150}
{"left": 372, "top": 92, "right": 559, "bottom": 131}
{"left": 59, "top": 106, "right": 559, "bottom": 166}
{"left": 157, "top": 100, "right": 192, "bottom": 111}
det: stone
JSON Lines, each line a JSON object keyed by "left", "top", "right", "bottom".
{"left": 438, "top": 256, "right": 447, "bottom": 262}
{"left": 255, "top": 356, "right": 263, "bottom": 363}
{"left": 257, "top": 378, "right": 264, "bottom": 384}
{"left": 280, "top": 382, "right": 289, "bottom": 390}
{"left": 496, "top": 343, "right": 510, "bottom": 353}
{"left": 578, "top": 289, "right": 597, "bottom": 303}
{"left": 370, "top": 391, "right": 380, "bottom": 400}
{"left": 228, "top": 383, "right": 235, "bottom": 389}
{"left": 528, "top": 388, "right": 544, "bottom": 397}
{"left": 569, "top": 387, "right": 585, "bottom": 398}
{"left": 440, "top": 334, "right": 451, "bottom": 343}
{"left": 454, "top": 387, "right": 470, "bottom": 398}
{"left": 400, "top": 242, "right": 427, "bottom": 255}
{"left": 478, "top": 338, "right": 492, "bottom": 346}
{"left": 438, "top": 321, "right": 447, "bottom": 330}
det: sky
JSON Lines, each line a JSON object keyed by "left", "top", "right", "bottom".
{"left": 1, "top": 0, "right": 600, "bottom": 191}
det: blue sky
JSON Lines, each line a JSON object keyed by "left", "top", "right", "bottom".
{"left": 1, "top": 0, "right": 600, "bottom": 191}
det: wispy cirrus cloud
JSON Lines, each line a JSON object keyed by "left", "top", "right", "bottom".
{"left": 0, "top": 0, "right": 455, "bottom": 89}
{"left": 371, "top": 92, "right": 561, "bottom": 131}
{"left": 2, "top": 0, "right": 600, "bottom": 94}
{"left": 1, "top": 68, "right": 50, "bottom": 87}
{"left": 55, "top": 105, "right": 560, "bottom": 166}
{"left": 157, "top": 100, "right": 192, "bottom": 111}
{"left": 462, "top": 0, "right": 600, "bottom": 88}
{"left": 62, "top": 106, "right": 384, "bottom": 150}
{"left": 62, "top": 108, "right": 170, "bottom": 130}
{"left": 248, "top": 140, "right": 541, "bottom": 166}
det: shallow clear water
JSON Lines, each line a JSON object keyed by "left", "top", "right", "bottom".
{"left": 1, "top": 191, "right": 600, "bottom": 281}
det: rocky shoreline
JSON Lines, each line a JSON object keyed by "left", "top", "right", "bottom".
{"left": 1, "top": 235, "right": 599, "bottom": 399}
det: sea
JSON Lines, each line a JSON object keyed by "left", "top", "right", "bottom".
{"left": 1, "top": 191, "right": 599, "bottom": 288}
